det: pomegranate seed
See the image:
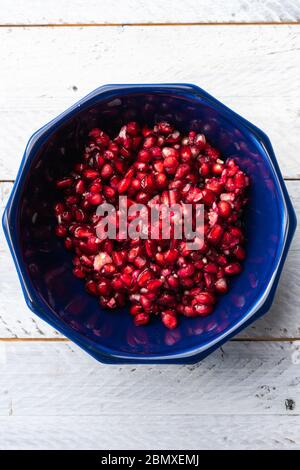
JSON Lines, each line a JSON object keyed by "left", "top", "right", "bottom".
{"left": 147, "top": 279, "right": 163, "bottom": 291}
{"left": 85, "top": 280, "right": 98, "bottom": 295}
{"left": 137, "top": 269, "right": 153, "bottom": 287}
{"left": 54, "top": 121, "right": 248, "bottom": 329}
{"left": 178, "top": 264, "right": 195, "bottom": 278}
{"left": 97, "top": 280, "right": 111, "bottom": 296}
{"left": 88, "top": 193, "right": 102, "bottom": 205}
{"left": 215, "top": 277, "right": 228, "bottom": 294}
{"left": 55, "top": 225, "right": 67, "bottom": 237}
{"left": 73, "top": 267, "right": 85, "bottom": 279}
{"left": 118, "top": 177, "right": 132, "bottom": 193}
{"left": 164, "top": 249, "right": 179, "bottom": 264}
{"left": 233, "top": 245, "right": 246, "bottom": 260}
{"left": 155, "top": 173, "right": 168, "bottom": 189}
{"left": 194, "top": 304, "right": 213, "bottom": 316}
{"left": 224, "top": 263, "right": 242, "bottom": 275}
{"left": 93, "top": 252, "right": 112, "bottom": 271}
{"left": 207, "top": 224, "right": 224, "bottom": 245}
{"left": 162, "top": 147, "right": 179, "bottom": 159}
{"left": 130, "top": 304, "right": 143, "bottom": 316}
{"left": 134, "top": 313, "right": 150, "bottom": 326}
{"left": 83, "top": 169, "right": 99, "bottom": 180}
{"left": 143, "top": 136, "right": 156, "bottom": 149}
{"left": 158, "top": 122, "right": 173, "bottom": 134}
{"left": 56, "top": 177, "right": 73, "bottom": 189}
{"left": 218, "top": 200, "right": 232, "bottom": 218}
{"left": 162, "top": 311, "right": 178, "bottom": 329}
{"left": 101, "top": 164, "right": 113, "bottom": 179}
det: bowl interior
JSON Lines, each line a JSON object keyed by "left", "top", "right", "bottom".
{"left": 12, "top": 86, "right": 286, "bottom": 358}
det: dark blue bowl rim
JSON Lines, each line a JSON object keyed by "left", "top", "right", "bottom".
{"left": 2, "top": 83, "right": 297, "bottom": 363}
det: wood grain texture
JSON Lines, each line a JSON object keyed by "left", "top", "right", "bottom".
{"left": 0, "top": 181, "right": 299, "bottom": 339}
{"left": 0, "top": 414, "right": 299, "bottom": 450}
{"left": 0, "top": 341, "right": 299, "bottom": 449}
{"left": 0, "top": 0, "right": 300, "bottom": 24}
{"left": 0, "top": 26, "right": 299, "bottom": 179}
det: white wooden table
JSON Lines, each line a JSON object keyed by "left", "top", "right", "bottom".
{"left": 0, "top": 0, "right": 300, "bottom": 450}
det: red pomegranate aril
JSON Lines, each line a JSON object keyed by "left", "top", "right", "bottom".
{"left": 215, "top": 277, "right": 228, "bottom": 294}
{"left": 218, "top": 200, "right": 232, "bottom": 218}
{"left": 233, "top": 245, "right": 246, "bottom": 260}
{"left": 134, "top": 256, "right": 147, "bottom": 269}
{"left": 162, "top": 147, "right": 179, "bottom": 159}
{"left": 54, "top": 120, "right": 249, "bottom": 329}
{"left": 101, "top": 263, "right": 116, "bottom": 277}
{"left": 137, "top": 269, "right": 153, "bottom": 287}
{"left": 138, "top": 149, "right": 152, "bottom": 162}
{"left": 85, "top": 280, "right": 98, "bottom": 295}
{"left": 140, "top": 295, "right": 153, "bottom": 311}
{"left": 212, "top": 162, "right": 224, "bottom": 175}
{"left": 93, "top": 252, "right": 112, "bottom": 271}
{"left": 112, "top": 251, "right": 126, "bottom": 267}
{"left": 101, "top": 164, "right": 113, "bottom": 179}
{"left": 194, "top": 292, "right": 216, "bottom": 305}
{"left": 130, "top": 304, "right": 143, "bottom": 316}
{"left": 56, "top": 177, "right": 73, "bottom": 189}
{"left": 180, "top": 146, "right": 192, "bottom": 163}
{"left": 103, "top": 186, "right": 116, "bottom": 199}
{"left": 182, "top": 305, "right": 197, "bottom": 317}
{"left": 201, "top": 188, "right": 216, "bottom": 206}
{"left": 151, "top": 147, "right": 162, "bottom": 158}
{"left": 164, "top": 249, "right": 179, "bottom": 264}
{"left": 143, "top": 136, "right": 156, "bottom": 149}
{"left": 208, "top": 224, "right": 224, "bottom": 245}
{"left": 158, "top": 121, "right": 173, "bottom": 134}
{"left": 74, "top": 227, "right": 94, "bottom": 239}
{"left": 75, "top": 179, "right": 85, "bottom": 194}
{"left": 204, "top": 263, "right": 218, "bottom": 274}
{"left": 135, "top": 191, "right": 150, "bottom": 204}
{"left": 234, "top": 172, "right": 246, "bottom": 189}
{"left": 73, "top": 267, "right": 85, "bottom": 279}
{"left": 155, "top": 173, "right": 168, "bottom": 189}
{"left": 118, "top": 177, "right": 132, "bottom": 193}
{"left": 204, "top": 272, "right": 214, "bottom": 290}
{"left": 83, "top": 169, "right": 99, "bottom": 180}
{"left": 194, "top": 133, "right": 206, "bottom": 148}
{"left": 97, "top": 280, "right": 111, "bottom": 296}
{"left": 134, "top": 312, "right": 150, "bottom": 326}
{"left": 141, "top": 174, "right": 155, "bottom": 193}
{"left": 146, "top": 279, "right": 163, "bottom": 292}
{"left": 126, "top": 121, "right": 139, "bottom": 136}
{"left": 178, "top": 264, "right": 195, "bottom": 278}
{"left": 55, "top": 225, "right": 67, "bottom": 237}
{"left": 167, "top": 275, "right": 179, "bottom": 290}
{"left": 88, "top": 193, "right": 102, "bottom": 205}
{"left": 64, "top": 237, "right": 73, "bottom": 250}
{"left": 194, "top": 303, "right": 213, "bottom": 316}
{"left": 224, "top": 263, "right": 242, "bottom": 275}
{"left": 162, "top": 311, "right": 178, "bottom": 329}
{"left": 163, "top": 156, "right": 179, "bottom": 169}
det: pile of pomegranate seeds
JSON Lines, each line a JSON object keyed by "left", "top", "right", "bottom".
{"left": 54, "top": 121, "right": 249, "bottom": 329}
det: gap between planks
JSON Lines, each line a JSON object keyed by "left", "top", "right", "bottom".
{"left": 1, "top": 22, "right": 300, "bottom": 28}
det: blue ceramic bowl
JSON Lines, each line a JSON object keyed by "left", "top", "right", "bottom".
{"left": 3, "top": 84, "right": 296, "bottom": 364}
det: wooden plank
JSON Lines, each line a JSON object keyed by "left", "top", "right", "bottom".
{"left": 0, "top": 26, "right": 300, "bottom": 179}
{"left": 0, "top": 181, "right": 299, "bottom": 339}
{"left": 0, "top": 341, "right": 299, "bottom": 449}
{"left": 0, "top": 414, "right": 299, "bottom": 450}
{"left": 0, "top": 341, "right": 299, "bottom": 416}
{"left": 0, "top": 0, "right": 300, "bottom": 25}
